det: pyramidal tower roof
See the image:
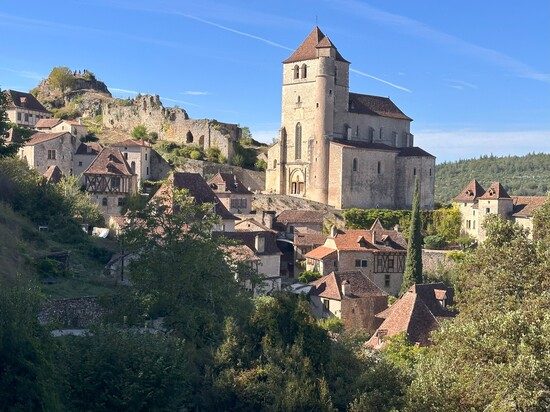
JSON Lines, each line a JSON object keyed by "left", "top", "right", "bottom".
{"left": 479, "top": 181, "right": 511, "bottom": 200}
{"left": 283, "top": 26, "right": 349, "bottom": 64}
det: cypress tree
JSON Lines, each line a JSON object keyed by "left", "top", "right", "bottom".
{"left": 400, "top": 178, "right": 423, "bottom": 295}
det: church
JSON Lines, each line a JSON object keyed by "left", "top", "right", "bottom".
{"left": 266, "top": 27, "right": 435, "bottom": 210}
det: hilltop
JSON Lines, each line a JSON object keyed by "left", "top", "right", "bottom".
{"left": 435, "top": 153, "right": 550, "bottom": 204}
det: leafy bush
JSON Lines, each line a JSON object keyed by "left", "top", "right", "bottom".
{"left": 254, "top": 159, "right": 267, "bottom": 171}
{"left": 47, "top": 66, "right": 75, "bottom": 91}
{"left": 131, "top": 124, "right": 148, "bottom": 140}
{"left": 189, "top": 149, "right": 203, "bottom": 160}
{"left": 298, "top": 270, "right": 321, "bottom": 283}
{"left": 53, "top": 105, "right": 81, "bottom": 120}
{"left": 231, "top": 153, "right": 245, "bottom": 167}
{"left": 148, "top": 131, "right": 159, "bottom": 142}
{"left": 423, "top": 234, "right": 447, "bottom": 250}
{"left": 318, "top": 316, "right": 344, "bottom": 333}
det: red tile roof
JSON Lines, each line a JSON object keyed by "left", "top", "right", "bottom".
{"left": 111, "top": 138, "right": 152, "bottom": 148}
{"left": 512, "top": 196, "right": 548, "bottom": 218}
{"left": 84, "top": 147, "right": 134, "bottom": 176}
{"left": 26, "top": 132, "right": 70, "bottom": 146}
{"left": 333, "top": 228, "right": 407, "bottom": 251}
{"left": 4, "top": 90, "right": 50, "bottom": 113}
{"left": 208, "top": 172, "right": 252, "bottom": 195}
{"left": 283, "top": 26, "right": 349, "bottom": 64}
{"left": 293, "top": 230, "right": 328, "bottom": 247}
{"left": 43, "top": 165, "right": 63, "bottom": 183}
{"left": 276, "top": 210, "right": 326, "bottom": 225}
{"left": 478, "top": 181, "right": 511, "bottom": 200}
{"left": 305, "top": 246, "right": 337, "bottom": 260}
{"left": 349, "top": 92, "right": 412, "bottom": 121}
{"left": 310, "top": 271, "right": 387, "bottom": 301}
{"left": 454, "top": 179, "right": 486, "bottom": 202}
{"left": 35, "top": 118, "right": 62, "bottom": 128}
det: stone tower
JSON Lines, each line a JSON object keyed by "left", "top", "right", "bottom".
{"left": 280, "top": 27, "right": 350, "bottom": 204}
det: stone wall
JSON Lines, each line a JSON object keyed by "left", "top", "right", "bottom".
{"left": 38, "top": 296, "right": 104, "bottom": 328}
{"left": 102, "top": 95, "right": 240, "bottom": 160}
{"left": 422, "top": 249, "right": 455, "bottom": 274}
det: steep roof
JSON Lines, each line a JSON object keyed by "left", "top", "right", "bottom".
{"left": 26, "top": 132, "right": 70, "bottom": 146}
{"left": 75, "top": 142, "right": 103, "bottom": 156}
{"left": 310, "top": 271, "right": 387, "bottom": 301}
{"left": 349, "top": 93, "right": 412, "bottom": 121}
{"left": 43, "top": 165, "right": 63, "bottom": 184}
{"left": 235, "top": 217, "right": 276, "bottom": 233}
{"left": 304, "top": 246, "right": 337, "bottom": 260}
{"left": 478, "top": 181, "right": 511, "bottom": 200}
{"left": 4, "top": 90, "right": 50, "bottom": 113}
{"left": 454, "top": 179, "right": 485, "bottom": 202}
{"left": 84, "top": 147, "right": 134, "bottom": 176}
{"left": 276, "top": 210, "right": 326, "bottom": 225}
{"left": 283, "top": 26, "right": 349, "bottom": 64}
{"left": 111, "top": 138, "right": 152, "bottom": 148}
{"left": 208, "top": 172, "right": 252, "bottom": 195}
{"left": 512, "top": 196, "right": 548, "bottom": 218}
{"left": 333, "top": 228, "right": 407, "bottom": 251}
{"left": 213, "top": 230, "right": 281, "bottom": 256}
{"left": 172, "top": 172, "right": 237, "bottom": 221}
{"left": 294, "top": 230, "right": 328, "bottom": 247}
{"left": 35, "top": 118, "right": 62, "bottom": 128}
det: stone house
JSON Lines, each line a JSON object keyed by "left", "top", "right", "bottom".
{"left": 265, "top": 27, "right": 435, "bottom": 209}
{"left": 83, "top": 147, "right": 138, "bottom": 220}
{"left": 35, "top": 118, "right": 88, "bottom": 139}
{"left": 73, "top": 142, "right": 103, "bottom": 180}
{"left": 19, "top": 131, "right": 77, "bottom": 176}
{"left": 3, "top": 89, "right": 52, "bottom": 127}
{"left": 235, "top": 217, "right": 276, "bottom": 233}
{"left": 275, "top": 209, "right": 326, "bottom": 234}
{"left": 367, "top": 283, "right": 455, "bottom": 348}
{"left": 208, "top": 172, "right": 253, "bottom": 215}
{"left": 293, "top": 229, "right": 328, "bottom": 275}
{"left": 304, "top": 219, "right": 406, "bottom": 295}
{"left": 111, "top": 139, "right": 153, "bottom": 186}
{"left": 309, "top": 270, "right": 388, "bottom": 332}
{"left": 454, "top": 179, "right": 547, "bottom": 241}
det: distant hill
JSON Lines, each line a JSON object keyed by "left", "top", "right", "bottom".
{"left": 435, "top": 153, "right": 550, "bottom": 204}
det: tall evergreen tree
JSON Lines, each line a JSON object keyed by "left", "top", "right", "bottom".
{"left": 400, "top": 178, "right": 423, "bottom": 294}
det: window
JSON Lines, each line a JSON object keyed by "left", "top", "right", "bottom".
{"left": 78, "top": 161, "right": 82, "bottom": 167}
{"left": 301, "top": 64, "right": 307, "bottom": 78}
{"left": 117, "top": 197, "right": 124, "bottom": 206}
{"left": 131, "top": 161, "right": 136, "bottom": 172}
{"left": 379, "top": 127, "right": 383, "bottom": 140}
{"left": 293, "top": 65, "right": 299, "bottom": 79}
{"left": 413, "top": 168, "right": 417, "bottom": 176}
{"left": 429, "top": 168, "right": 432, "bottom": 176}
{"left": 297, "top": 95, "right": 301, "bottom": 103}
{"left": 295, "top": 122, "right": 302, "bottom": 160}
{"left": 486, "top": 208, "right": 490, "bottom": 213}
{"left": 361, "top": 260, "right": 368, "bottom": 267}
{"left": 388, "top": 257, "right": 394, "bottom": 269}
{"left": 17, "top": 112, "right": 21, "bottom": 121}
{"left": 145, "top": 153, "right": 148, "bottom": 161}
{"left": 273, "top": 159, "right": 277, "bottom": 168}
{"left": 385, "top": 274, "right": 391, "bottom": 287}
{"left": 368, "top": 127, "right": 374, "bottom": 142}
{"left": 230, "top": 198, "right": 247, "bottom": 209}
{"left": 102, "top": 197, "right": 108, "bottom": 206}
{"left": 473, "top": 210, "right": 476, "bottom": 216}
{"left": 24, "top": 113, "right": 29, "bottom": 122}
{"left": 146, "top": 167, "right": 149, "bottom": 175}
{"left": 467, "top": 220, "right": 471, "bottom": 229}
{"left": 377, "top": 161, "right": 381, "bottom": 174}
{"left": 356, "top": 125, "right": 359, "bottom": 137}
{"left": 47, "top": 150, "right": 56, "bottom": 160}
{"left": 323, "top": 299, "right": 330, "bottom": 311}
{"left": 124, "top": 152, "right": 128, "bottom": 159}
{"left": 111, "top": 177, "right": 121, "bottom": 190}
{"left": 355, "top": 259, "right": 361, "bottom": 267}
{"left": 352, "top": 158, "right": 358, "bottom": 171}
{"left": 473, "top": 221, "right": 476, "bottom": 229}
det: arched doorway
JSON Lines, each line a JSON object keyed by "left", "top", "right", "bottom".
{"left": 186, "top": 131, "right": 194, "bottom": 143}
{"left": 290, "top": 169, "right": 305, "bottom": 195}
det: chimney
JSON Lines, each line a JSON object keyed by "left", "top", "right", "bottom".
{"left": 372, "top": 230, "right": 376, "bottom": 244}
{"left": 262, "top": 211, "right": 275, "bottom": 229}
{"left": 341, "top": 279, "right": 351, "bottom": 297}
{"left": 330, "top": 225, "right": 338, "bottom": 237}
{"left": 255, "top": 234, "right": 265, "bottom": 253}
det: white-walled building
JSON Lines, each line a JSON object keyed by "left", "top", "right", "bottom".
{"left": 3, "top": 90, "right": 52, "bottom": 127}
{"left": 111, "top": 139, "right": 153, "bottom": 186}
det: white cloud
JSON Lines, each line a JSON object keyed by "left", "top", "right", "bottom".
{"left": 445, "top": 79, "right": 477, "bottom": 90}
{"left": 182, "top": 91, "right": 210, "bottom": 96}
{"left": 110, "top": 87, "right": 139, "bottom": 95}
{"left": 0, "top": 67, "right": 43, "bottom": 81}
{"left": 415, "top": 129, "right": 550, "bottom": 162}
{"left": 350, "top": 68, "right": 411, "bottom": 93}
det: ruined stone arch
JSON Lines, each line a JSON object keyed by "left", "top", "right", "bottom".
{"left": 186, "top": 131, "right": 194, "bottom": 143}
{"left": 290, "top": 168, "right": 305, "bottom": 195}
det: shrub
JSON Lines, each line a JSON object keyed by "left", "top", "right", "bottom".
{"left": 148, "top": 131, "right": 159, "bottom": 142}
{"left": 298, "top": 270, "right": 321, "bottom": 284}
{"left": 231, "top": 153, "right": 245, "bottom": 167}
{"left": 255, "top": 159, "right": 267, "bottom": 171}
{"left": 423, "top": 234, "right": 447, "bottom": 250}
{"left": 131, "top": 125, "right": 148, "bottom": 140}
{"left": 318, "top": 316, "right": 344, "bottom": 333}
{"left": 205, "top": 147, "right": 222, "bottom": 163}
{"left": 189, "top": 150, "right": 203, "bottom": 160}
{"left": 47, "top": 66, "right": 75, "bottom": 92}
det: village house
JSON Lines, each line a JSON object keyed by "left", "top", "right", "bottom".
{"left": 274, "top": 209, "right": 326, "bottom": 235}
{"left": 3, "top": 89, "right": 52, "bottom": 127}
{"left": 214, "top": 230, "right": 282, "bottom": 294}
{"left": 309, "top": 270, "right": 388, "bottom": 332}
{"left": 293, "top": 230, "right": 328, "bottom": 276}
{"left": 367, "top": 283, "right": 455, "bottom": 348}
{"left": 73, "top": 141, "right": 103, "bottom": 179}
{"left": 454, "top": 179, "right": 547, "bottom": 241}
{"left": 235, "top": 216, "right": 276, "bottom": 233}
{"left": 35, "top": 118, "right": 88, "bottom": 140}
{"left": 19, "top": 131, "right": 78, "bottom": 176}
{"left": 111, "top": 139, "right": 153, "bottom": 186}
{"left": 83, "top": 147, "right": 138, "bottom": 220}
{"left": 304, "top": 219, "right": 406, "bottom": 295}
{"left": 208, "top": 172, "right": 253, "bottom": 215}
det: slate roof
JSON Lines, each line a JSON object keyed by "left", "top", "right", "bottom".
{"left": 75, "top": 142, "right": 103, "bottom": 156}
{"left": 84, "top": 147, "right": 134, "bottom": 176}
{"left": 348, "top": 92, "right": 412, "bottom": 121}
{"left": 213, "top": 230, "right": 281, "bottom": 255}
{"left": 330, "top": 139, "right": 434, "bottom": 158}
{"left": 4, "top": 90, "right": 50, "bottom": 113}
{"left": 283, "top": 26, "right": 349, "bottom": 64}
{"left": 478, "top": 181, "right": 511, "bottom": 200}
{"left": 208, "top": 172, "right": 252, "bottom": 195}
{"left": 276, "top": 210, "right": 326, "bottom": 225}
{"left": 397, "top": 147, "right": 435, "bottom": 157}
{"left": 26, "top": 132, "right": 70, "bottom": 146}
{"left": 511, "top": 196, "right": 548, "bottom": 218}
{"left": 172, "top": 172, "right": 237, "bottom": 221}
{"left": 43, "top": 165, "right": 63, "bottom": 184}
{"left": 454, "top": 179, "right": 486, "bottom": 202}
{"left": 111, "top": 138, "right": 152, "bottom": 148}
{"left": 310, "top": 271, "right": 387, "bottom": 301}
{"left": 35, "top": 118, "right": 62, "bottom": 128}
{"left": 368, "top": 283, "right": 455, "bottom": 348}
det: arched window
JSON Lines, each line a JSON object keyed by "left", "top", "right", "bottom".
{"left": 352, "top": 158, "right": 358, "bottom": 171}
{"left": 186, "top": 131, "right": 194, "bottom": 143}
{"left": 293, "top": 65, "right": 300, "bottom": 79}
{"left": 273, "top": 159, "right": 277, "bottom": 169}
{"left": 301, "top": 64, "right": 307, "bottom": 78}
{"left": 295, "top": 123, "right": 302, "bottom": 160}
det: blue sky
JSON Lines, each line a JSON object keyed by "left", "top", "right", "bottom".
{"left": 2, "top": 0, "right": 549, "bottom": 162}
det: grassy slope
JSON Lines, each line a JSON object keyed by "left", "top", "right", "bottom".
{"left": 0, "top": 203, "right": 119, "bottom": 299}
{"left": 435, "top": 153, "right": 550, "bottom": 204}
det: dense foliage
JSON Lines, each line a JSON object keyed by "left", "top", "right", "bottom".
{"left": 401, "top": 179, "right": 423, "bottom": 294}
{"left": 436, "top": 153, "right": 550, "bottom": 203}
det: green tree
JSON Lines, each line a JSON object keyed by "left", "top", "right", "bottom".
{"left": 0, "top": 278, "right": 62, "bottom": 410}
{"left": 298, "top": 269, "right": 321, "bottom": 283}
{"left": 56, "top": 175, "right": 103, "bottom": 226}
{"left": 0, "top": 89, "right": 22, "bottom": 158}
{"left": 401, "top": 178, "right": 423, "bottom": 294}
{"left": 255, "top": 158, "right": 267, "bottom": 171}
{"left": 131, "top": 124, "right": 148, "bottom": 140}
{"left": 48, "top": 66, "right": 75, "bottom": 92}
{"left": 533, "top": 194, "right": 550, "bottom": 242}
